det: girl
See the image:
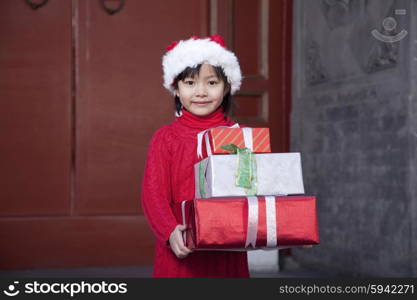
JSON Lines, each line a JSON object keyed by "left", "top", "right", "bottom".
{"left": 141, "top": 35, "right": 249, "bottom": 278}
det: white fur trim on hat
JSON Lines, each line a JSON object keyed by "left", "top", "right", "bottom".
{"left": 162, "top": 37, "right": 242, "bottom": 95}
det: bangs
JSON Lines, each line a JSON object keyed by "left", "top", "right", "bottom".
{"left": 176, "top": 64, "right": 202, "bottom": 81}
{"left": 174, "top": 64, "right": 229, "bottom": 84}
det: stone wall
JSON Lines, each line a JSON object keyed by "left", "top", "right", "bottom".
{"left": 291, "top": 0, "right": 416, "bottom": 277}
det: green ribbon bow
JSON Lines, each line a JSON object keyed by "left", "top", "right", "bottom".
{"left": 221, "top": 144, "right": 257, "bottom": 195}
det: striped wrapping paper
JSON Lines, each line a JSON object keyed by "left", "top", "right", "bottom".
{"left": 204, "top": 127, "right": 271, "bottom": 156}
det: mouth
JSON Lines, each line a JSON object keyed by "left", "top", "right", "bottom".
{"left": 192, "top": 101, "right": 212, "bottom": 106}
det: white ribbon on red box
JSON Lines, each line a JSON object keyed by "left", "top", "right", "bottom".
{"left": 246, "top": 196, "right": 278, "bottom": 248}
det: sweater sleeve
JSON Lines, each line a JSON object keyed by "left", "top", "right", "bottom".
{"left": 141, "top": 127, "right": 179, "bottom": 245}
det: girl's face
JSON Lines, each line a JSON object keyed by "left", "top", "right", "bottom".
{"left": 176, "top": 64, "right": 227, "bottom": 116}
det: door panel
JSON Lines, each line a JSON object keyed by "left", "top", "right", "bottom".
{"left": 0, "top": 217, "right": 153, "bottom": 269}
{"left": 0, "top": 0, "right": 72, "bottom": 216}
{"left": 0, "top": 0, "right": 72, "bottom": 269}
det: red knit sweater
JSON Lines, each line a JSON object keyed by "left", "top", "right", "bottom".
{"left": 141, "top": 108, "right": 249, "bottom": 278}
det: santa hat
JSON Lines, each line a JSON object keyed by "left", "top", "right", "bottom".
{"left": 162, "top": 34, "right": 242, "bottom": 95}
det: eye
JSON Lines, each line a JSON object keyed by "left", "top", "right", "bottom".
{"left": 208, "top": 80, "right": 219, "bottom": 85}
{"left": 183, "top": 80, "right": 194, "bottom": 86}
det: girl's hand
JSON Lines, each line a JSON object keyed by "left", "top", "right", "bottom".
{"left": 169, "top": 224, "right": 193, "bottom": 259}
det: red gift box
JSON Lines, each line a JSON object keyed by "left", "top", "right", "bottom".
{"left": 173, "top": 196, "right": 319, "bottom": 250}
{"left": 197, "top": 127, "right": 271, "bottom": 159}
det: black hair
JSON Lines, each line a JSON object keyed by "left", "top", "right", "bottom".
{"left": 172, "top": 64, "right": 232, "bottom": 117}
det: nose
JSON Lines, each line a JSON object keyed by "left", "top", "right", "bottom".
{"left": 195, "top": 82, "right": 207, "bottom": 97}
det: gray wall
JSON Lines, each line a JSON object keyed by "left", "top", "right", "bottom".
{"left": 291, "top": 0, "right": 416, "bottom": 277}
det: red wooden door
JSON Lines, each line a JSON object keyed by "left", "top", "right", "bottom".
{"left": 0, "top": 0, "right": 292, "bottom": 270}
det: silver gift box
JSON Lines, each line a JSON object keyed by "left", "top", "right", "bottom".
{"left": 195, "top": 153, "right": 305, "bottom": 198}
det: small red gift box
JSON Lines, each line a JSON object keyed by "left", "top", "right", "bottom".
{"left": 197, "top": 127, "right": 271, "bottom": 159}
{"left": 173, "top": 196, "right": 319, "bottom": 250}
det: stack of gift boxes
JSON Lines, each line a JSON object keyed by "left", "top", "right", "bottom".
{"left": 175, "top": 126, "right": 319, "bottom": 250}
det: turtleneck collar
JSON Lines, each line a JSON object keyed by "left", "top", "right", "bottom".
{"left": 176, "top": 107, "right": 233, "bottom": 130}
